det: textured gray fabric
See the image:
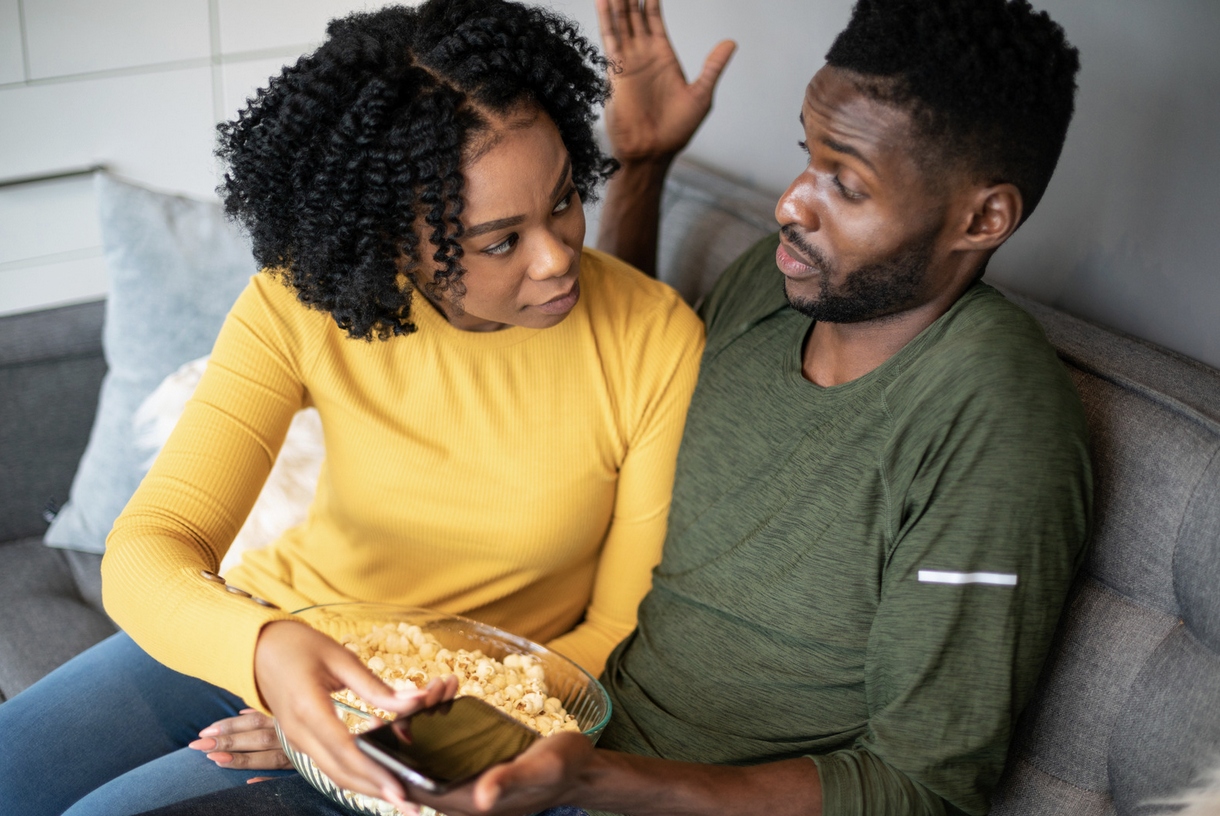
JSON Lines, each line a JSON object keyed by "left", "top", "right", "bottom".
{"left": 0, "top": 301, "right": 106, "bottom": 543}
{"left": 0, "top": 537, "right": 116, "bottom": 701}
{"left": 1069, "top": 373, "right": 1216, "bottom": 616}
{"left": 1108, "top": 624, "right": 1220, "bottom": 814}
{"left": 43, "top": 174, "right": 256, "bottom": 554}
{"left": 1008, "top": 579, "right": 1179, "bottom": 791}
{"left": 990, "top": 759, "right": 1114, "bottom": 816}
{"left": 657, "top": 159, "right": 775, "bottom": 305}
{"left": 992, "top": 293, "right": 1220, "bottom": 816}
{"left": 1176, "top": 449, "right": 1220, "bottom": 652}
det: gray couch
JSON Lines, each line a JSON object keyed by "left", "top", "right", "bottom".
{"left": 1, "top": 159, "right": 1217, "bottom": 813}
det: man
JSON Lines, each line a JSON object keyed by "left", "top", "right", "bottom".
{"left": 140, "top": 0, "right": 1090, "bottom": 814}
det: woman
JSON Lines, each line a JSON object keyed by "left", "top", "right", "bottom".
{"left": 0, "top": 2, "right": 703, "bottom": 814}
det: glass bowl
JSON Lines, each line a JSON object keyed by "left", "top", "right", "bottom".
{"left": 274, "top": 603, "right": 612, "bottom": 816}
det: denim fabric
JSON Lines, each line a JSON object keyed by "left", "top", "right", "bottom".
{"left": 134, "top": 774, "right": 590, "bottom": 816}
{"left": 0, "top": 632, "right": 294, "bottom": 816}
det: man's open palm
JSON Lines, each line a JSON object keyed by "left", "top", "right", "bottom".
{"left": 596, "top": 0, "right": 736, "bottom": 161}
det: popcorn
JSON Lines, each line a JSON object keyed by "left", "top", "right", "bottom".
{"left": 330, "top": 621, "right": 581, "bottom": 738}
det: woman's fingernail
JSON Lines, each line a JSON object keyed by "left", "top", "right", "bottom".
{"left": 206, "top": 752, "right": 233, "bottom": 765}
{"left": 189, "top": 738, "right": 217, "bottom": 751}
{"left": 198, "top": 726, "right": 220, "bottom": 737}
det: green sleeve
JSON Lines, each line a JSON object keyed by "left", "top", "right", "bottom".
{"left": 818, "top": 322, "right": 1092, "bottom": 815}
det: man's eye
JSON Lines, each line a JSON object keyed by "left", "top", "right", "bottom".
{"left": 553, "top": 187, "right": 576, "bottom": 215}
{"left": 833, "top": 176, "right": 865, "bottom": 201}
{"left": 484, "top": 234, "right": 518, "bottom": 256}
{"left": 797, "top": 140, "right": 810, "bottom": 156}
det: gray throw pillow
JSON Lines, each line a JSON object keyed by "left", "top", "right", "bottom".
{"left": 43, "top": 173, "right": 256, "bottom": 554}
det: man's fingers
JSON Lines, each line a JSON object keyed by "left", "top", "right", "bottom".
{"left": 607, "top": 0, "right": 635, "bottom": 41}
{"left": 643, "top": 0, "right": 667, "bottom": 38}
{"left": 595, "top": 0, "right": 620, "bottom": 54}
{"left": 692, "top": 39, "right": 738, "bottom": 99}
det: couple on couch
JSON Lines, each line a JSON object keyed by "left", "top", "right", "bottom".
{"left": 0, "top": 1, "right": 1090, "bottom": 815}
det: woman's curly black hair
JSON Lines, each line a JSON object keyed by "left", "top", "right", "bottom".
{"left": 216, "top": 0, "right": 617, "bottom": 340}
{"left": 826, "top": 0, "right": 1080, "bottom": 222}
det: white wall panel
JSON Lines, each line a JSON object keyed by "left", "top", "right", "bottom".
{"left": 0, "top": 174, "right": 98, "bottom": 264}
{"left": 0, "top": 66, "right": 219, "bottom": 198}
{"left": 0, "top": 0, "right": 25, "bottom": 85}
{"left": 219, "top": 57, "right": 291, "bottom": 123}
{"left": 23, "top": 0, "right": 210, "bottom": 79}
{"left": 0, "top": 253, "right": 107, "bottom": 316}
{"left": 216, "top": 0, "right": 379, "bottom": 55}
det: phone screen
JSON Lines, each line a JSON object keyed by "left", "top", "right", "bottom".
{"left": 356, "top": 696, "right": 540, "bottom": 792}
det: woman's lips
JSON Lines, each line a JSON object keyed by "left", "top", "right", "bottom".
{"left": 535, "top": 279, "right": 580, "bottom": 315}
{"left": 776, "top": 242, "right": 819, "bottom": 280}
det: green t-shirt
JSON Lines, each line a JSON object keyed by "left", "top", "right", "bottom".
{"left": 597, "top": 234, "right": 1092, "bottom": 815}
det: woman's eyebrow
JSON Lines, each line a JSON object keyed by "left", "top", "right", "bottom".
{"left": 464, "top": 157, "right": 573, "bottom": 239}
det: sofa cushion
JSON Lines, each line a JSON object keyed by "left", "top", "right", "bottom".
{"left": 43, "top": 174, "right": 255, "bottom": 554}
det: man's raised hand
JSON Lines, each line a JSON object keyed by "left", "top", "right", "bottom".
{"left": 596, "top": 0, "right": 736, "bottom": 163}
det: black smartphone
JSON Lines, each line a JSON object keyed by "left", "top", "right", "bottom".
{"left": 355, "top": 696, "right": 540, "bottom": 793}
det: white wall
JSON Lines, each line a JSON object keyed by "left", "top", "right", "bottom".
{"left": 3, "top": 0, "right": 1218, "bottom": 370}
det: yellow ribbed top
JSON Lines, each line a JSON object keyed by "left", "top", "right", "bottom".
{"left": 102, "top": 248, "right": 704, "bottom": 709}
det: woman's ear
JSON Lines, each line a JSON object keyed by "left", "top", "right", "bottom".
{"left": 954, "top": 183, "right": 1022, "bottom": 252}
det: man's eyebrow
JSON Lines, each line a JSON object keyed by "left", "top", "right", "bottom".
{"left": 799, "top": 110, "right": 878, "bottom": 174}
{"left": 464, "top": 157, "right": 573, "bottom": 240}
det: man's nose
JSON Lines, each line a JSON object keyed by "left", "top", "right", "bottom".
{"left": 775, "top": 173, "right": 820, "bottom": 232}
{"left": 529, "top": 230, "right": 575, "bottom": 280}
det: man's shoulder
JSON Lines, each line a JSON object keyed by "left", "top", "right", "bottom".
{"left": 697, "top": 232, "right": 790, "bottom": 348}
{"left": 888, "top": 282, "right": 1084, "bottom": 431}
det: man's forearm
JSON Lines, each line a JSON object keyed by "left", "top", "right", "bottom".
{"left": 596, "top": 158, "right": 674, "bottom": 277}
{"left": 575, "top": 750, "right": 823, "bottom": 816}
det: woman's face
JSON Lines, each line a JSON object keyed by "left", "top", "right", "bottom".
{"left": 415, "top": 108, "right": 586, "bottom": 332}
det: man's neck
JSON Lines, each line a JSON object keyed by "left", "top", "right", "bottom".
{"left": 800, "top": 286, "right": 971, "bottom": 387}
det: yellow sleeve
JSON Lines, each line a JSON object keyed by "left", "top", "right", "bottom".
{"left": 546, "top": 263, "right": 705, "bottom": 675}
{"left": 101, "top": 274, "right": 320, "bottom": 708}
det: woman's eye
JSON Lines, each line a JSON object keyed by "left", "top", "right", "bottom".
{"left": 484, "top": 234, "right": 518, "bottom": 256}
{"left": 553, "top": 187, "right": 576, "bottom": 215}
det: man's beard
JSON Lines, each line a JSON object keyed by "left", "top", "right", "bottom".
{"left": 781, "top": 224, "right": 938, "bottom": 324}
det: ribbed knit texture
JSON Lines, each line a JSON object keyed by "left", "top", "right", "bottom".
{"left": 102, "top": 248, "right": 704, "bottom": 709}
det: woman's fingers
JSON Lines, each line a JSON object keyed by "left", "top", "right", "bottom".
{"left": 189, "top": 725, "right": 281, "bottom": 754}
{"left": 197, "top": 708, "right": 276, "bottom": 738}
{"left": 206, "top": 748, "right": 294, "bottom": 771}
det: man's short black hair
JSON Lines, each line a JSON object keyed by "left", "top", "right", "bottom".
{"left": 826, "top": 0, "right": 1080, "bottom": 222}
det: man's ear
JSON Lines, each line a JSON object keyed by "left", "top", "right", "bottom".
{"left": 953, "top": 183, "right": 1022, "bottom": 252}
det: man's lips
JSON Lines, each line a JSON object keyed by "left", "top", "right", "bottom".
{"left": 776, "top": 242, "right": 820, "bottom": 280}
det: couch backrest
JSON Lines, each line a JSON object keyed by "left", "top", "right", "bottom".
{"left": 657, "top": 158, "right": 1220, "bottom": 815}
{"left": 0, "top": 300, "right": 106, "bottom": 543}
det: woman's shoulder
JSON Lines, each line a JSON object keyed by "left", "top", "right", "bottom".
{"left": 578, "top": 247, "right": 700, "bottom": 329}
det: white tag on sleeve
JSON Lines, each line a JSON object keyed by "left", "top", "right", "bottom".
{"left": 918, "top": 570, "right": 1018, "bottom": 586}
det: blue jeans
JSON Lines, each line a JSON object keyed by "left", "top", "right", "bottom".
{"left": 0, "top": 632, "right": 295, "bottom": 816}
{"left": 135, "top": 774, "right": 590, "bottom": 816}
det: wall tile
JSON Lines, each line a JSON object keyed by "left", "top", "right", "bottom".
{"left": 0, "top": 253, "right": 108, "bottom": 316}
{"left": 216, "top": 0, "right": 392, "bottom": 55}
{"left": 219, "top": 56, "right": 292, "bottom": 123}
{"left": 23, "top": 0, "right": 210, "bottom": 79}
{"left": 0, "top": 174, "right": 99, "bottom": 265}
{"left": 0, "top": 66, "right": 219, "bottom": 198}
{"left": 0, "top": 0, "right": 24, "bottom": 85}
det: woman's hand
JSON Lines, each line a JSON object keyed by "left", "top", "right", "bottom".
{"left": 253, "top": 619, "right": 459, "bottom": 802}
{"left": 188, "top": 708, "right": 291, "bottom": 772}
{"left": 596, "top": 0, "right": 736, "bottom": 164}
{"left": 382, "top": 731, "right": 598, "bottom": 816}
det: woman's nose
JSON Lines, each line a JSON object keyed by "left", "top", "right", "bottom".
{"left": 775, "top": 172, "right": 820, "bottom": 232}
{"left": 530, "top": 230, "right": 575, "bottom": 280}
